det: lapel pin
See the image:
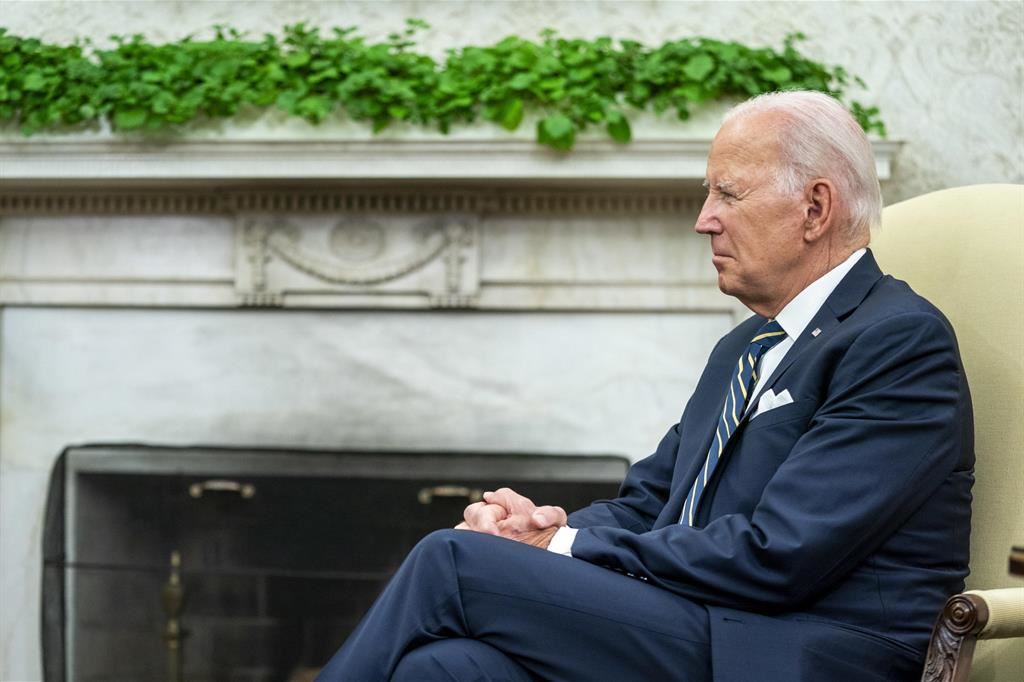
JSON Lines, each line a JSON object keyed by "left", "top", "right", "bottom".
{"left": 811, "top": 328, "right": 822, "bottom": 337}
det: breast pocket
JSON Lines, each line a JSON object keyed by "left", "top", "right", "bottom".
{"left": 744, "top": 398, "right": 817, "bottom": 432}
{"left": 708, "top": 399, "right": 819, "bottom": 518}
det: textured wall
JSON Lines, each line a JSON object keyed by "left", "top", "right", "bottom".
{"left": 2, "top": 0, "right": 1022, "bottom": 202}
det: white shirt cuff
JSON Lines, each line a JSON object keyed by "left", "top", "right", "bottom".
{"left": 546, "top": 526, "right": 578, "bottom": 556}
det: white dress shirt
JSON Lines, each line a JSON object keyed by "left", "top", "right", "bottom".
{"left": 547, "top": 248, "right": 867, "bottom": 557}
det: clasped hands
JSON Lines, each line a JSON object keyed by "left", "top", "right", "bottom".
{"left": 455, "top": 487, "right": 567, "bottom": 550}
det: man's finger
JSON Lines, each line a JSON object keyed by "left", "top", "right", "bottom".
{"left": 530, "top": 505, "right": 568, "bottom": 529}
{"left": 463, "top": 501, "right": 507, "bottom": 535}
{"left": 483, "top": 487, "right": 536, "bottom": 516}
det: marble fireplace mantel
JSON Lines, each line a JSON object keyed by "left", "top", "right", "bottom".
{"left": 0, "top": 118, "right": 900, "bottom": 313}
{"left": 0, "top": 135, "right": 901, "bottom": 183}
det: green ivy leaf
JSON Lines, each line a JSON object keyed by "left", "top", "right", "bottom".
{"left": 297, "top": 95, "right": 331, "bottom": 121}
{"left": 569, "top": 67, "right": 594, "bottom": 83}
{"left": 537, "top": 113, "right": 575, "bottom": 151}
{"left": 762, "top": 66, "right": 792, "bottom": 84}
{"left": 309, "top": 67, "right": 339, "bottom": 83}
{"left": 498, "top": 98, "right": 524, "bottom": 130}
{"left": 151, "top": 91, "right": 175, "bottom": 114}
{"left": 538, "top": 77, "right": 566, "bottom": 92}
{"left": 682, "top": 53, "right": 715, "bottom": 81}
{"left": 113, "top": 108, "right": 147, "bottom": 129}
{"left": 606, "top": 110, "right": 631, "bottom": 143}
{"left": 508, "top": 73, "right": 535, "bottom": 90}
{"left": 22, "top": 72, "right": 46, "bottom": 91}
{"left": 276, "top": 90, "right": 301, "bottom": 112}
{"left": 675, "top": 84, "right": 704, "bottom": 103}
{"left": 286, "top": 51, "right": 310, "bottom": 68}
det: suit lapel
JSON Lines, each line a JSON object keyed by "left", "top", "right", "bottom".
{"left": 751, "top": 250, "right": 884, "bottom": 402}
{"left": 657, "top": 317, "right": 764, "bottom": 528}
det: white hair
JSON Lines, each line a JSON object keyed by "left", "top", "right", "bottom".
{"left": 723, "top": 91, "right": 882, "bottom": 236}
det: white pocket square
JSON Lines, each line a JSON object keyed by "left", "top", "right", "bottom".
{"left": 751, "top": 388, "right": 794, "bottom": 420}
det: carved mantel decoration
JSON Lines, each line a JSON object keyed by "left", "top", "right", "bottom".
{"left": 237, "top": 213, "right": 480, "bottom": 308}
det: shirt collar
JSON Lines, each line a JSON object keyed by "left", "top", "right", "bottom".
{"left": 774, "top": 248, "right": 866, "bottom": 340}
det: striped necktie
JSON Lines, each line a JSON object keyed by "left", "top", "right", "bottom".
{"left": 681, "top": 319, "right": 787, "bottom": 526}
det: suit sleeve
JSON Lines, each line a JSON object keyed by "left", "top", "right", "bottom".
{"left": 569, "top": 311, "right": 966, "bottom": 609}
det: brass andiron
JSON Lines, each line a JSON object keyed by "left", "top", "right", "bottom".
{"left": 161, "top": 550, "right": 187, "bottom": 682}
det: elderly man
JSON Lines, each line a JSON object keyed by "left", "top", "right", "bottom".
{"left": 317, "top": 91, "right": 973, "bottom": 682}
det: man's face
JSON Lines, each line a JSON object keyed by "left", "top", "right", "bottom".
{"left": 695, "top": 113, "right": 811, "bottom": 316}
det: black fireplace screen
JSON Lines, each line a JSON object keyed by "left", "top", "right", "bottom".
{"left": 42, "top": 445, "right": 628, "bottom": 682}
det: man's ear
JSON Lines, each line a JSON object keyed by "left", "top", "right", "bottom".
{"left": 803, "top": 179, "right": 836, "bottom": 243}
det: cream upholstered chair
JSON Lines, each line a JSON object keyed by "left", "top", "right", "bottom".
{"left": 872, "top": 184, "right": 1024, "bottom": 682}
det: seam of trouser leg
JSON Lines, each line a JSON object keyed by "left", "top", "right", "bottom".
{"left": 388, "top": 534, "right": 471, "bottom": 678}
{"left": 462, "top": 587, "right": 708, "bottom": 645}
{"left": 428, "top": 649, "right": 462, "bottom": 682}
{"left": 447, "top": 532, "right": 472, "bottom": 637}
{"left": 390, "top": 588, "right": 463, "bottom": 663}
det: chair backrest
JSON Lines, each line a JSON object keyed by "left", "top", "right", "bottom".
{"left": 872, "top": 184, "right": 1024, "bottom": 681}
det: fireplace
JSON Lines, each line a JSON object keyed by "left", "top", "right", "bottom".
{"left": 43, "top": 445, "right": 628, "bottom": 681}
{"left": 0, "top": 175, "right": 742, "bottom": 681}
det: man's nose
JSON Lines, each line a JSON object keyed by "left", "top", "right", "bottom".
{"left": 694, "top": 196, "right": 718, "bottom": 234}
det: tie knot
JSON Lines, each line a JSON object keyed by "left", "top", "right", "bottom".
{"left": 750, "top": 320, "right": 787, "bottom": 353}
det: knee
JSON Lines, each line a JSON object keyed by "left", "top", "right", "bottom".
{"left": 402, "top": 528, "right": 498, "bottom": 586}
{"left": 391, "top": 643, "right": 445, "bottom": 681}
{"left": 411, "top": 528, "right": 478, "bottom": 559}
{"left": 423, "top": 527, "right": 464, "bottom": 545}
{"left": 392, "top": 639, "right": 531, "bottom": 682}
{"left": 411, "top": 528, "right": 460, "bottom": 556}
{"left": 399, "top": 529, "right": 464, "bottom": 580}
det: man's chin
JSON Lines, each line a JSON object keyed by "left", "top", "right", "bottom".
{"left": 716, "top": 273, "right": 735, "bottom": 296}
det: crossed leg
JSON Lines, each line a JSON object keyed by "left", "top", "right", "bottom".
{"left": 391, "top": 639, "right": 534, "bottom": 681}
{"left": 316, "top": 529, "right": 712, "bottom": 682}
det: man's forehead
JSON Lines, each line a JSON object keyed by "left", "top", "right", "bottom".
{"left": 706, "top": 123, "right": 781, "bottom": 183}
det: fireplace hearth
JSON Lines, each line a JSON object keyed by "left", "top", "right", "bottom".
{"left": 0, "top": 164, "right": 751, "bottom": 679}
{"left": 42, "top": 445, "right": 628, "bottom": 682}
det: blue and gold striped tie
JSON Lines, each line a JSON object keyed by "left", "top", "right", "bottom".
{"left": 681, "top": 320, "right": 787, "bottom": 526}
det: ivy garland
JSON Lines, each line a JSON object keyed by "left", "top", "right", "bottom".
{"left": 0, "top": 20, "right": 885, "bottom": 150}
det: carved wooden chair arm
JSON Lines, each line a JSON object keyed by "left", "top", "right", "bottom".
{"left": 921, "top": 588, "right": 1024, "bottom": 682}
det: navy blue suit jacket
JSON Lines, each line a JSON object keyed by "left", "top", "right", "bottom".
{"left": 567, "top": 251, "right": 974, "bottom": 681}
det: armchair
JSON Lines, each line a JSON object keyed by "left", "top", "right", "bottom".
{"left": 872, "top": 184, "right": 1024, "bottom": 682}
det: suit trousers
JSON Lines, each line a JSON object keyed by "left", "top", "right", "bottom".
{"left": 316, "top": 529, "right": 712, "bottom": 682}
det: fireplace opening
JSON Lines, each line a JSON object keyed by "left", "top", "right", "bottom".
{"left": 42, "top": 445, "right": 629, "bottom": 682}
